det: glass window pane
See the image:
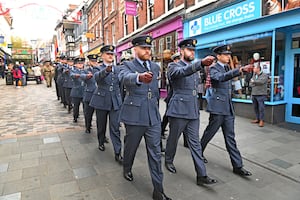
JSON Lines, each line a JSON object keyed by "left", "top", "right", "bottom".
{"left": 293, "top": 54, "right": 300, "bottom": 98}
{"left": 292, "top": 104, "right": 300, "bottom": 117}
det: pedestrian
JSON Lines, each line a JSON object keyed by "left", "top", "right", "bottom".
{"left": 164, "top": 38, "right": 217, "bottom": 186}
{"left": 89, "top": 45, "right": 123, "bottom": 164}
{"left": 70, "top": 57, "right": 85, "bottom": 123}
{"left": 249, "top": 64, "right": 269, "bottom": 127}
{"left": 119, "top": 35, "right": 171, "bottom": 200}
{"left": 12, "top": 65, "right": 22, "bottom": 88}
{"left": 32, "top": 63, "right": 42, "bottom": 84}
{"left": 63, "top": 57, "right": 74, "bottom": 113}
{"left": 43, "top": 60, "right": 54, "bottom": 87}
{"left": 81, "top": 54, "right": 97, "bottom": 133}
{"left": 200, "top": 44, "right": 252, "bottom": 177}
{"left": 19, "top": 62, "right": 27, "bottom": 86}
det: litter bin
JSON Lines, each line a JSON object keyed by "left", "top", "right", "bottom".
{"left": 5, "top": 70, "right": 13, "bottom": 85}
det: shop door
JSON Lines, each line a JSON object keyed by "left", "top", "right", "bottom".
{"left": 286, "top": 51, "right": 300, "bottom": 124}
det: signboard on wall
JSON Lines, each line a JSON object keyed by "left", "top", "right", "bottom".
{"left": 189, "top": 0, "right": 262, "bottom": 36}
{"left": 189, "top": 0, "right": 300, "bottom": 37}
{"left": 125, "top": 1, "right": 137, "bottom": 16}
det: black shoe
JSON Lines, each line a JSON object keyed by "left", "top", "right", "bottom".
{"left": 85, "top": 129, "right": 91, "bottom": 134}
{"left": 104, "top": 137, "right": 109, "bottom": 143}
{"left": 233, "top": 167, "right": 252, "bottom": 176}
{"left": 165, "top": 163, "right": 176, "bottom": 174}
{"left": 115, "top": 154, "right": 123, "bottom": 164}
{"left": 98, "top": 144, "right": 105, "bottom": 151}
{"left": 197, "top": 176, "right": 217, "bottom": 185}
{"left": 123, "top": 171, "right": 133, "bottom": 181}
{"left": 183, "top": 143, "right": 189, "bottom": 148}
{"left": 73, "top": 118, "right": 77, "bottom": 123}
{"left": 152, "top": 190, "right": 172, "bottom": 200}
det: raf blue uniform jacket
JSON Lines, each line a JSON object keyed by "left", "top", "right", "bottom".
{"left": 206, "top": 62, "right": 240, "bottom": 115}
{"left": 89, "top": 65, "right": 122, "bottom": 111}
{"left": 81, "top": 67, "right": 97, "bottom": 102}
{"left": 166, "top": 60, "right": 204, "bottom": 120}
{"left": 63, "top": 65, "right": 74, "bottom": 88}
{"left": 56, "top": 63, "right": 65, "bottom": 86}
{"left": 70, "top": 68, "right": 84, "bottom": 98}
{"left": 118, "top": 59, "right": 160, "bottom": 126}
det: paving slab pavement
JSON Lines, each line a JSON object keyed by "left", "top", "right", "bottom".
{"left": 0, "top": 79, "right": 299, "bottom": 200}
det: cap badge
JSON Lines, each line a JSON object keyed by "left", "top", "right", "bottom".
{"left": 146, "top": 37, "right": 151, "bottom": 44}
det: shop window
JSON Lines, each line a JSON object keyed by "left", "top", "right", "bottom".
{"left": 274, "top": 31, "right": 285, "bottom": 101}
{"left": 292, "top": 33, "right": 300, "bottom": 49}
{"left": 152, "top": 40, "right": 157, "bottom": 55}
{"left": 159, "top": 38, "right": 164, "bottom": 54}
{"left": 166, "top": 36, "right": 172, "bottom": 51}
{"left": 198, "top": 33, "right": 273, "bottom": 101}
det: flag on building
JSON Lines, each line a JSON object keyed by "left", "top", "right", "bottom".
{"left": 55, "top": 40, "right": 59, "bottom": 58}
{"left": 79, "top": 43, "right": 84, "bottom": 58}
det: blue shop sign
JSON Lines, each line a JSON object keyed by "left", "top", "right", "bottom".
{"left": 189, "top": 0, "right": 262, "bottom": 36}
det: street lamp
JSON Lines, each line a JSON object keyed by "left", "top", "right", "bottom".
{"left": 30, "top": 39, "right": 37, "bottom": 64}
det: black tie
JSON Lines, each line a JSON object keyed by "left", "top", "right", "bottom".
{"left": 224, "top": 65, "right": 230, "bottom": 72}
{"left": 143, "top": 61, "right": 148, "bottom": 71}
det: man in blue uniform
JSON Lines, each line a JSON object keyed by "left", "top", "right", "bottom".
{"left": 119, "top": 35, "right": 171, "bottom": 200}
{"left": 200, "top": 44, "right": 252, "bottom": 177}
{"left": 89, "top": 45, "right": 123, "bottom": 164}
{"left": 70, "top": 57, "right": 85, "bottom": 123}
{"left": 63, "top": 57, "right": 74, "bottom": 113}
{"left": 81, "top": 54, "right": 98, "bottom": 133}
{"left": 165, "top": 38, "right": 217, "bottom": 186}
{"left": 57, "top": 55, "right": 67, "bottom": 107}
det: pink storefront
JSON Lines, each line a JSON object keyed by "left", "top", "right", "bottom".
{"left": 116, "top": 17, "right": 183, "bottom": 62}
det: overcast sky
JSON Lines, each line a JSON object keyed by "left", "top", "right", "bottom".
{"left": 2, "top": 0, "right": 83, "bottom": 41}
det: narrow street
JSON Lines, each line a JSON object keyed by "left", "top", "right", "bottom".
{"left": 0, "top": 80, "right": 299, "bottom": 200}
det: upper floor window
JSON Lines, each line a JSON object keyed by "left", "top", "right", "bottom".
{"left": 112, "top": 0, "right": 115, "bottom": 11}
{"left": 105, "top": 0, "right": 108, "bottom": 17}
{"left": 148, "top": 0, "right": 154, "bottom": 21}
{"left": 123, "top": 13, "right": 128, "bottom": 36}
{"left": 167, "top": 0, "right": 174, "bottom": 11}
{"left": 98, "top": 2, "right": 101, "bottom": 11}
{"left": 134, "top": 15, "right": 139, "bottom": 30}
{"left": 111, "top": 22, "right": 115, "bottom": 45}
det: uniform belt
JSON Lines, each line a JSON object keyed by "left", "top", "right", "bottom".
{"left": 97, "top": 85, "right": 117, "bottom": 91}
{"left": 173, "top": 89, "right": 197, "bottom": 96}
{"left": 126, "top": 91, "right": 155, "bottom": 99}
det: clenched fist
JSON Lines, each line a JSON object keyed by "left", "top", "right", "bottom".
{"left": 138, "top": 72, "right": 153, "bottom": 84}
{"left": 87, "top": 73, "right": 93, "bottom": 79}
{"left": 201, "top": 56, "right": 215, "bottom": 66}
{"left": 106, "top": 65, "right": 112, "bottom": 72}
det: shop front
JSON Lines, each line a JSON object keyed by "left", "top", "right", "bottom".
{"left": 116, "top": 16, "right": 183, "bottom": 89}
{"left": 184, "top": 0, "right": 300, "bottom": 124}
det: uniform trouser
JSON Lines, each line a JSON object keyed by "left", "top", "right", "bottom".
{"left": 64, "top": 87, "right": 72, "bottom": 108}
{"left": 252, "top": 95, "right": 266, "bottom": 121}
{"left": 200, "top": 113, "right": 243, "bottom": 169}
{"left": 45, "top": 74, "right": 52, "bottom": 87}
{"left": 96, "top": 109, "right": 121, "bottom": 154}
{"left": 83, "top": 101, "right": 94, "bottom": 130}
{"left": 72, "top": 97, "right": 83, "bottom": 119}
{"left": 55, "top": 80, "right": 60, "bottom": 99}
{"left": 165, "top": 117, "right": 207, "bottom": 177}
{"left": 59, "top": 85, "right": 66, "bottom": 104}
{"left": 123, "top": 123, "right": 163, "bottom": 193}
